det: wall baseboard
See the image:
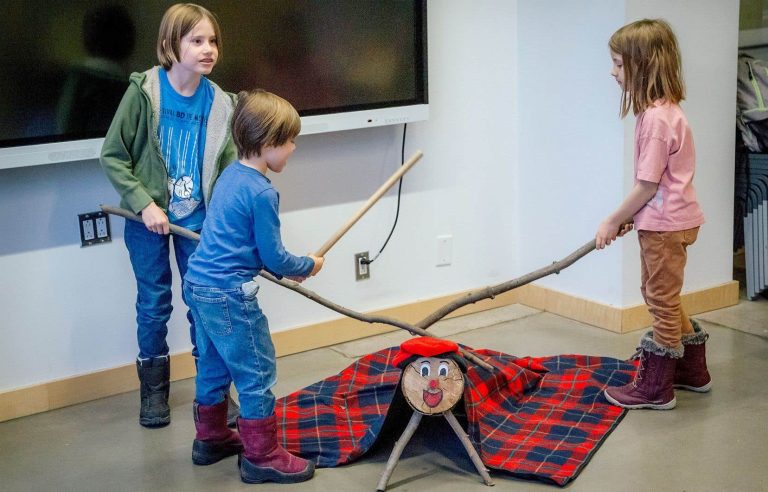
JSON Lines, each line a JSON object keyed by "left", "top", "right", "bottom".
{"left": 0, "top": 280, "right": 738, "bottom": 422}
{"left": 516, "top": 280, "right": 740, "bottom": 334}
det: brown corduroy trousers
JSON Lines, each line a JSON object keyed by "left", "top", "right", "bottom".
{"left": 638, "top": 227, "right": 700, "bottom": 349}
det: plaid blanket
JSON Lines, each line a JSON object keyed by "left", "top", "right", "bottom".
{"left": 275, "top": 346, "right": 635, "bottom": 486}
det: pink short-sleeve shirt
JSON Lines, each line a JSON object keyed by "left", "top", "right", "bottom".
{"left": 633, "top": 100, "right": 705, "bottom": 231}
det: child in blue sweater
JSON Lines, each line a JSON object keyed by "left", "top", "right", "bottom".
{"left": 183, "top": 89, "right": 323, "bottom": 483}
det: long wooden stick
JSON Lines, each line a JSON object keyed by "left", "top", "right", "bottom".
{"left": 314, "top": 150, "right": 423, "bottom": 256}
{"left": 100, "top": 204, "right": 494, "bottom": 372}
{"left": 415, "top": 240, "right": 597, "bottom": 331}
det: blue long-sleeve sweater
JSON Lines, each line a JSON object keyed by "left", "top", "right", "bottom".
{"left": 185, "top": 162, "right": 314, "bottom": 288}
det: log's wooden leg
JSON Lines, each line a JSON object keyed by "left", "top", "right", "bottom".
{"left": 376, "top": 411, "right": 423, "bottom": 492}
{"left": 443, "top": 410, "right": 495, "bottom": 486}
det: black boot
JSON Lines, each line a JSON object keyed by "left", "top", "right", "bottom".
{"left": 137, "top": 356, "right": 171, "bottom": 428}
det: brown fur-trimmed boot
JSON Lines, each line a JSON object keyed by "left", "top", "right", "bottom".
{"left": 674, "top": 320, "right": 712, "bottom": 392}
{"left": 192, "top": 399, "right": 243, "bottom": 465}
{"left": 238, "top": 414, "right": 315, "bottom": 484}
{"left": 604, "top": 331, "right": 681, "bottom": 410}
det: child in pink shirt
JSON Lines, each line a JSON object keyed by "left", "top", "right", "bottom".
{"left": 595, "top": 19, "right": 710, "bottom": 411}
{"left": 632, "top": 100, "right": 704, "bottom": 232}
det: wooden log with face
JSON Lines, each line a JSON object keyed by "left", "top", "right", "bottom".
{"left": 401, "top": 356, "right": 464, "bottom": 415}
{"left": 378, "top": 337, "right": 494, "bottom": 491}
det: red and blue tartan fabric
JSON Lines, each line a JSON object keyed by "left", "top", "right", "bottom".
{"left": 274, "top": 345, "right": 635, "bottom": 486}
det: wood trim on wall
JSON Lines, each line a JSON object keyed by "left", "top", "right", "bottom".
{"left": 0, "top": 281, "right": 738, "bottom": 423}
{"left": 515, "top": 280, "right": 739, "bottom": 334}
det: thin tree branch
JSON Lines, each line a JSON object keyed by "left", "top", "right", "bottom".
{"left": 415, "top": 240, "right": 597, "bottom": 330}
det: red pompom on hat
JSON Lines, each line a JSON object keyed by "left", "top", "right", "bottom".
{"left": 392, "top": 337, "right": 460, "bottom": 367}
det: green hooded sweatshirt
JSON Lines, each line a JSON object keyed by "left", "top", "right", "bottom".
{"left": 100, "top": 67, "right": 237, "bottom": 215}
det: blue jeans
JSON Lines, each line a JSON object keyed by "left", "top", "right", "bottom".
{"left": 124, "top": 218, "right": 199, "bottom": 359}
{"left": 184, "top": 279, "right": 277, "bottom": 418}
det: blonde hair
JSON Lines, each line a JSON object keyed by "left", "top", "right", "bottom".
{"left": 609, "top": 18, "right": 685, "bottom": 117}
{"left": 156, "top": 3, "right": 221, "bottom": 70}
{"left": 232, "top": 90, "right": 301, "bottom": 160}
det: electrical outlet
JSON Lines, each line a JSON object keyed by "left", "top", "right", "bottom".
{"left": 355, "top": 251, "right": 370, "bottom": 281}
{"left": 79, "top": 211, "right": 112, "bottom": 247}
{"left": 95, "top": 215, "right": 110, "bottom": 239}
{"left": 82, "top": 218, "right": 95, "bottom": 241}
{"left": 436, "top": 235, "right": 453, "bottom": 266}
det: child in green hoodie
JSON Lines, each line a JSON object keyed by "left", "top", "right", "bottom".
{"left": 100, "top": 3, "right": 237, "bottom": 429}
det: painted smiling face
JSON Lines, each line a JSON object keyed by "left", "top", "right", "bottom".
{"left": 401, "top": 356, "right": 464, "bottom": 415}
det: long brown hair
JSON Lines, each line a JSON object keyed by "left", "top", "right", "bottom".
{"left": 156, "top": 3, "right": 222, "bottom": 70}
{"left": 609, "top": 19, "right": 685, "bottom": 117}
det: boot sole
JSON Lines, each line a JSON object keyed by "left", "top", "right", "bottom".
{"left": 139, "top": 416, "right": 170, "bottom": 428}
{"left": 604, "top": 390, "right": 677, "bottom": 410}
{"left": 673, "top": 381, "right": 712, "bottom": 393}
{"left": 239, "top": 456, "right": 315, "bottom": 484}
{"left": 192, "top": 440, "right": 243, "bottom": 466}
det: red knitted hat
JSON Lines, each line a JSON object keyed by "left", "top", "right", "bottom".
{"left": 392, "top": 337, "right": 460, "bottom": 367}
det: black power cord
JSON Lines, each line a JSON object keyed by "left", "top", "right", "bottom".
{"left": 361, "top": 123, "right": 408, "bottom": 265}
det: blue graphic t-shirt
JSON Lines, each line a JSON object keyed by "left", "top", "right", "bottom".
{"left": 158, "top": 68, "right": 214, "bottom": 230}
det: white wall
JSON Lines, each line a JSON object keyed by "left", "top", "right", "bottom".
{"left": 0, "top": 0, "right": 739, "bottom": 394}
{"left": 517, "top": 0, "right": 627, "bottom": 306}
{"left": 517, "top": 0, "right": 739, "bottom": 307}
{"left": 0, "top": 1, "right": 519, "bottom": 392}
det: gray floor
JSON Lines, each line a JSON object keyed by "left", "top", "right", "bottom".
{"left": 2, "top": 297, "right": 767, "bottom": 492}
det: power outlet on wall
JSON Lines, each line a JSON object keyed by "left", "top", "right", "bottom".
{"left": 355, "top": 251, "right": 370, "bottom": 281}
{"left": 95, "top": 215, "right": 110, "bottom": 239}
{"left": 78, "top": 211, "right": 111, "bottom": 247}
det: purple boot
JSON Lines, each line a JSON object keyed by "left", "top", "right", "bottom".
{"left": 604, "top": 331, "right": 681, "bottom": 410}
{"left": 674, "top": 320, "right": 712, "bottom": 392}
{"left": 238, "top": 414, "right": 315, "bottom": 484}
{"left": 192, "top": 399, "right": 243, "bottom": 465}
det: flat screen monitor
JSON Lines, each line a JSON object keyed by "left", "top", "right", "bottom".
{"left": 0, "top": 0, "right": 428, "bottom": 169}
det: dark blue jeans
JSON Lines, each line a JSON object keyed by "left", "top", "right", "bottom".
{"left": 124, "top": 218, "right": 199, "bottom": 359}
{"left": 184, "top": 280, "right": 277, "bottom": 418}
